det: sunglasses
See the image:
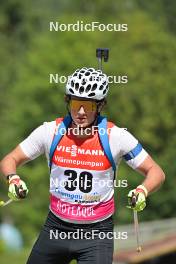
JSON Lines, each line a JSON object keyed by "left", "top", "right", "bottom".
{"left": 69, "top": 99, "right": 97, "bottom": 112}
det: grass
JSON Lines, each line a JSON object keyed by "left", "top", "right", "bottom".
{"left": 0, "top": 248, "right": 30, "bottom": 264}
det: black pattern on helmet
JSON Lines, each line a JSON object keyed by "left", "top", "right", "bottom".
{"left": 66, "top": 67, "right": 109, "bottom": 100}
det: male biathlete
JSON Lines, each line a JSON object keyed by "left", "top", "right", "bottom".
{"left": 0, "top": 67, "right": 165, "bottom": 264}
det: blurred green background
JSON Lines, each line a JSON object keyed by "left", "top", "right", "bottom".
{"left": 0, "top": 0, "right": 176, "bottom": 263}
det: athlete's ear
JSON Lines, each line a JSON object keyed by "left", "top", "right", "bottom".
{"left": 97, "top": 99, "right": 107, "bottom": 113}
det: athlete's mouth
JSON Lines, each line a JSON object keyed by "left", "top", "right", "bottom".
{"left": 76, "top": 117, "right": 87, "bottom": 122}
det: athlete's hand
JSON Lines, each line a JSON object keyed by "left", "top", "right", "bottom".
{"left": 127, "top": 185, "right": 148, "bottom": 212}
{"left": 8, "top": 175, "right": 28, "bottom": 201}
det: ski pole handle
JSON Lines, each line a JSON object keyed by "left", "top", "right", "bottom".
{"left": 131, "top": 192, "right": 137, "bottom": 207}
{"left": 15, "top": 185, "right": 27, "bottom": 199}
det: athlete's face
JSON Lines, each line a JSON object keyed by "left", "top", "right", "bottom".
{"left": 69, "top": 97, "right": 97, "bottom": 127}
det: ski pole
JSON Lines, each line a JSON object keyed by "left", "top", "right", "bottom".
{"left": 0, "top": 199, "right": 13, "bottom": 207}
{"left": 0, "top": 186, "right": 27, "bottom": 208}
{"left": 131, "top": 193, "right": 142, "bottom": 252}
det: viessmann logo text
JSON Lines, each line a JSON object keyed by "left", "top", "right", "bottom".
{"left": 56, "top": 145, "right": 104, "bottom": 157}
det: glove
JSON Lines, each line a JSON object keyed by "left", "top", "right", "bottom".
{"left": 127, "top": 185, "right": 148, "bottom": 212}
{"left": 8, "top": 175, "right": 28, "bottom": 201}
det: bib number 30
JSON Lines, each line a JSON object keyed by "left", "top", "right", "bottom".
{"left": 64, "top": 169, "right": 93, "bottom": 193}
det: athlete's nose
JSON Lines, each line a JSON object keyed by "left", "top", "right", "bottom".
{"left": 78, "top": 106, "right": 86, "bottom": 115}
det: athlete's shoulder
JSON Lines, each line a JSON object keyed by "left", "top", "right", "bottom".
{"left": 43, "top": 116, "right": 65, "bottom": 129}
{"left": 42, "top": 117, "right": 69, "bottom": 136}
{"left": 55, "top": 117, "right": 64, "bottom": 125}
{"left": 41, "top": 120, "right": 56, "bottom": 131}
{"left": 107, "top": 119, "right": 125, "bottom": 137}
{"left": 40, "top": 118, "right": 64, "bottom": 137}
{"left": 43, "top": 120, "right": 56, "bottom": 126}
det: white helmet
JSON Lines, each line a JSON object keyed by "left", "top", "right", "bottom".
{"left": 66, "top": 67, "right": 109, "bottom": 100}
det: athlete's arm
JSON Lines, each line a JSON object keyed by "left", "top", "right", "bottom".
{"left": 0, "top": 121, "right": 55, "bottom": 179}
{"left": 113, "top": 127, "right": 165, "bottom": 195}
{"left": 0, "top": 145, "right": 30, "bottom": 178}
{"left": 136, "top": 155, "right": 165, "bottom": 195}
